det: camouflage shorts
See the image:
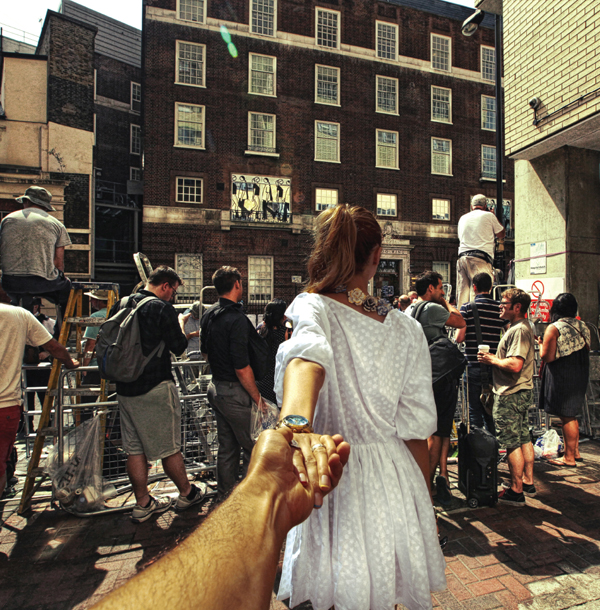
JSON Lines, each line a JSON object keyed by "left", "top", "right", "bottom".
{"left": 493, "top": 389, "right": 533, "bottom": 449}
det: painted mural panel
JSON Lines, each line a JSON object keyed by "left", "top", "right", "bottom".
{"left": 231, "top": 174, "right": 292, "bottom": 223}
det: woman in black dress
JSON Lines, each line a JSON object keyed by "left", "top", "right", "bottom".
{"left": 256, "top": 299, "right": 288, "bottom": 404}
{"left": 539, "top": 293, "right": 590, "bottom": 467}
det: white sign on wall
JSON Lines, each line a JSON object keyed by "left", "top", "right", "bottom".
{"left": 516, "top": 277, "right": 565, "bottom": 301}
{"left": 530, "top": 242, "right": 547, "bottom": 275}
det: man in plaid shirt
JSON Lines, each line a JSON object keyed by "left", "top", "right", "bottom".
{"left": 109, "top": 266, "right": 206, "bottom": 522}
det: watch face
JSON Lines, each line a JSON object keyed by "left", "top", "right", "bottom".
{"left": 284, "top": 415, "right": 309, "bottom": 427}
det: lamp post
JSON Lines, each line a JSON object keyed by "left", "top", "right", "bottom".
{"left": 462, "top": 9, "right": 505, "bottom": 272}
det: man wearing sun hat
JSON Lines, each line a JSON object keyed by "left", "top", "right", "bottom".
{"left": 0, "top": 186, "right": 72, "bottom": 326}
{"left": 81, "top": 289, "right": 109, "bottom": 384}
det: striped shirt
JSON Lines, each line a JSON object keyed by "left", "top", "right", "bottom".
{"left": 459, "top": 294, "right": 504, "bottom": 363}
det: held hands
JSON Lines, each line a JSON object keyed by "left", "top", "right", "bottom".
{"left": 477, "top": 351, "right": 495, "bottom": 366}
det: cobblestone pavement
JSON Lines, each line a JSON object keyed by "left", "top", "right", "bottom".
{"left": 2, "top": 440, "right": 600, "bottom": 610}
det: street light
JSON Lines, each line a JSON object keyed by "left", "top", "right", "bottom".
{"left": 461, "top": 10, "right": 485, "bottom": 36}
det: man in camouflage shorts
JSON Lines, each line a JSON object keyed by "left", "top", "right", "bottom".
{"left": 478, "top": 288, "right": 536, "bottom": 506}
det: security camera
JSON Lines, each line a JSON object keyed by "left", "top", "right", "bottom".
{"left": 529, "top": 97, "right": 542, "bottom": 110}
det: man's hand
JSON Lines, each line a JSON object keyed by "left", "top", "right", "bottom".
{"left": 187, "top": 330, "right": 200, "bottom": 339}
{"left": 65, "top": 358, "right": 80, "bottom": 370}
{"left": 477, "top": 351, "right": 497, "bottom": 366}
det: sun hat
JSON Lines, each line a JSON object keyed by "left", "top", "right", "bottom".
{"left": 84, "top": 289, "right": 109, "bottom": 301}
{"left": 16, "top": 186, "right": 55, "bottom": 212}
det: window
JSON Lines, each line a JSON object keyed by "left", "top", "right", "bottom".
{"left": 251, "top": 0, "right": 276, "bottom": 36}
{"left": 315, "top": 65, "right": 340, "bottom": 105}
{"left": 175, "top": 254, "right": 203, "bottom": 301}
{"left": 248, "top": 256, "right": 273, "bottom": 303}
{"left": 431, "top": 86, "right": 451, "bottom": 123}
{"left": 432, "top": 198, "right": 450, "bottom": 221}
{"left": 175, "top": 103, "right": 205, "bottom": 148}
{"left": 431, "top": 34, "right": 451, "bottom": 71}
{"left": 432, "top": 262, "right": 450, "bottom": 284}
{"left": 376, "top": 75, "right": 398, "bottom": 114}
{"left": 131, "top": 82, "right": 141, "bottom": 112}
{"left": 248, "top": 112, "right": 276, "bottom": 153}
{"left": 316, "top": 8, "right": 339, "bottom": 49}
{"left": 176, "top": 41, "right": 205, "bottom": 87}
{"left": 431, "top": 138, "right": 452, "bottom": 175}
{"left": 131, "top": 124, "right": 141, "bottom": 155}
{"left": 178, "top": 0, "right": 206, "bottom": 23}
{"left": 176, "top": 177, "right": 203, "bottom": 203}
{"left": 130, "top": 167, "right": 141, "bottom": 181}
{"left": 376, "top": 130, "right": 398, "bottom": 170}
{"left": 315, "top": 187, "right": 338, "bottom": 211}
{"left": 376, "top": 22, "right": 397, "bottom": 61}
{"left": 376, "top": 193, "right": 397, "bottom": 216}
{"left": 482, "top": 95, "right": 496, "bottom": 131}
{"left": 482, "top": 145, "right": 496, "bottom": 179}
{"left": 481, "top": 46, "right": 495, "bottom": 82}
{"left": 315, "top": 121, "right": 340, "bottom": 162}
{"left": 249, "top": 54, "right": 276, "bottom": 96}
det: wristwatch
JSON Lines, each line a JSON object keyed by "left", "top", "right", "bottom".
{"left": 275, "top": 415, "right": 313, "bottom": 434}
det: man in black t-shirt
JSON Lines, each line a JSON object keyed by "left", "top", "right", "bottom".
{"left": 201, "top": 266, "right": 263, "bottom": 498}
{"left": 456, "top": 272, "right": 504, "bottom": 434}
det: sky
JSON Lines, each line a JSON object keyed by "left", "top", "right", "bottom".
{"left": 2, "top": 0, "right": 476, "bottom": 44}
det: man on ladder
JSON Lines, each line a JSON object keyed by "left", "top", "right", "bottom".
{"left": 0, "top": 303, "right": 78, "bottom": 497}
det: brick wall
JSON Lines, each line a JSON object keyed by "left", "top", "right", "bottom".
{"left": 503, "top": 0, "right": 600, "bottom": 155}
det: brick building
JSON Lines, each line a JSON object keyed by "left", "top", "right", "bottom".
{"left": 142, "top": 0, "right": 514, "bottom": 309}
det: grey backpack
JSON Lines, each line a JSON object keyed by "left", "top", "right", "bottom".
{"left": 96, "top": 296, "right": 165, "bottom": 382}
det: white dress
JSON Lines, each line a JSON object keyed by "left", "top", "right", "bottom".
{"left": 274, "top": 293, "right": 447, "bottom": 610}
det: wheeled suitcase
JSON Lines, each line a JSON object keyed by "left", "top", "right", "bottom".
{"left": 457, "top": 372, "right": 499, "bottom": 508}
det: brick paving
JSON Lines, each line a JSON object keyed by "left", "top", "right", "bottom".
{"left": 2, "top": 440, "right": 600, "bottom": 610}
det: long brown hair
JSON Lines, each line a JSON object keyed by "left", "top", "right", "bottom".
{"left": 306, "top": 204, "right": 382, "bottom": 294}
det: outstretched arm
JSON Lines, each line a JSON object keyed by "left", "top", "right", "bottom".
{"left": 93, "top": 428, "right": 349, "bottom": 610}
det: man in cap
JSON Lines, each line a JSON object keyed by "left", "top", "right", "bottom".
{"left": 456, "top": 194, "right": 505, "bottom": 307}
{"left": 81, "top": 289, "right": 109, "bottom": 385}
{"left": 0, "top": 187, "right": 72, "bottom": 331}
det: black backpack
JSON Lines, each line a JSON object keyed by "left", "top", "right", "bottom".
{"left": 204, "top": 305, "right": 269, "bottom": 381}
{"left": 411, "top": 301, "right": 467, "bottom": 384}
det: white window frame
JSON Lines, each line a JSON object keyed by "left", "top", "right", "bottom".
{"left": 482, "top": 144, "right": 497, "bottom": 179}
{"left": 130, "top": 124, "right": 141, "bottom": 155}
{"left": 314, "top": 121, "right": 340, "bottom": 163}
{"left": 250, "top": 0, "right": 277, "bottom": 37}
{"left": 248, "top": 256, "right": 274, "bottom": 303}
{"left": 93, "top": 69, "right": 97, "bottom": 100}
{"left": 481, "top": 95, "right": 496, "bottom": 131}
{"left": 315, "top": 64, "right": 340, "bottom": 106}
{"left": 174, "top": 102, "right": 205, "bottom": 149}
{"left": 376, "top": 129, "right": 399, "bottom": 170}
{"left": 247, "top": 112, "right": 276, "bottom": 153}
{"left": 431, "top": 137, "right": 452, "bottom": 176}
{"left": 177, "top": 0, "right": 207, "bottom": 24}
{"left": 376, "top": 21, "right": 398, "bottom": 61}
{"left": 375, "top": 75, "right": 398, "bottom": 115}
{"left": 130, "top": 167, "right": 141, "bottom": 181}
{"left": 431, "top": 86, "right": 452, "bottom": 124}
{"left": 481, "top": 45, "right": 496, "bottom": 82}
{"left": 176, "top": 177, "right": 203, "bottom": 204}
{"left": 432, "top": 197, "right": 450, "bottom": 221}
{"left": 315, "top": 187, "right": 338, "bottom": 212}
{"left": 248, "top": 53, "right": 276, "bottom": 97}
{"left": 431, "top": 33, "right": 451, "bottom": 72}
{"left": 175, "top": 41, "right": 206, "bottom": 88}
{"left": 432, "top": 261, "right": 450, "bottom": 284}
{"left": 131, "top": 82, "right": 141, "bottom": 112}
{"left": 315, "top": 8, "right": 340, "bottom": 50}
{"left": 376, "top": 193, "right": 397, "bottom": 217}
{"left": 175, "top": 253, "right": 203, "bottom": 301}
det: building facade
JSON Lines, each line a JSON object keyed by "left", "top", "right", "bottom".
{"left": 143, "top": 0, "right": 514, "bottom": 308}
{"left": 477, "top": 0, "right": 600, "bottom": 323}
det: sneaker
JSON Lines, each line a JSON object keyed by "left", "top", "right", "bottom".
{"left": 131, "top": 495, "right": 173, "bottom": 523}
{"left": 175, "top": 482, "right": 207, "bottom": 511}
{"left": 498, "top": 487, "right": 525, "bottom": 506}
{"left": 502, "top": 483, "right": 537, "bottom": 497}
{"left": 435, "top": 475, "right": 453, "bottom": 507}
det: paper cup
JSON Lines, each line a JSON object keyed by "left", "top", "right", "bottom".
{"left": 478, "top": 344, "right": 490, "bottom": 353}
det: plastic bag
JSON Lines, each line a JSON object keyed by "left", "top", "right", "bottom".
{"left": 250, "top": 397, "right": 279, "bottom": 442}
{"left": 46, "top": 414, "right": 115, "bottom": 513}
{"left": 534, "top": 429, "right": 564, "bottom": 460}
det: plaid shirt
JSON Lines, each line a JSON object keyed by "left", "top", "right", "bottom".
{"left": 109, "top": 290, "right": 187, "bottom": 397}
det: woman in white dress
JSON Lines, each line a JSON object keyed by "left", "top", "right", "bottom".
{"left": 274, "top": 204, "right": 447, "bottom": 610}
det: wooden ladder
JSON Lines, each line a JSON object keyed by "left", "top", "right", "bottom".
{"left": 18, "top": 281, "right": 120, "bottom": 514}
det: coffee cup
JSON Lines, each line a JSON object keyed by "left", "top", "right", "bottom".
{"left": 478, "top": 344, "right": 490, "bottom": 353}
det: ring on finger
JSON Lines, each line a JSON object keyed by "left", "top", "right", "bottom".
{"left": 311, "top": 443, "right": 326, "bottom": 452}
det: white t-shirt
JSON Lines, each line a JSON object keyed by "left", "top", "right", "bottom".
{"left": 457, "top": 209, "right": 504, "bottom": 258}
{"left": 0, "top": 304, "right": 52, "bottom": 409}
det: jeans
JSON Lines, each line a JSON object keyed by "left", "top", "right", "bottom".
{"left": 456, "top": 257, "right": 494, "bottom": 308}
{"left": 467, "top": 365, "right": 496, "bottom": 435}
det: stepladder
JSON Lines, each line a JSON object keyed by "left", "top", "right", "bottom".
{"left": 18, "top": 281, "right": 119, "bottom": 514}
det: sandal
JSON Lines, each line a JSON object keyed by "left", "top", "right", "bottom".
{"left": 546, "top": 458, "right": 577, "bottom": 468}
